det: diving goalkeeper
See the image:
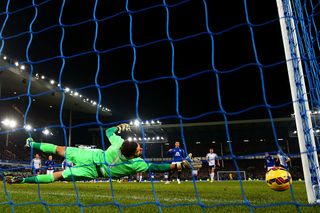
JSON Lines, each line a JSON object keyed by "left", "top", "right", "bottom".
{"left": 6, "top": 124, "right": 197, "bottom": 184}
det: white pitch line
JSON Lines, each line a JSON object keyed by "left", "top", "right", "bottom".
{"left": 6, "top": 190, "right": 247, "bottom": 204}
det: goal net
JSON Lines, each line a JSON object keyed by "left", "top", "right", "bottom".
{"left": 0, "top": 0, "right": 319, "bottom": 212}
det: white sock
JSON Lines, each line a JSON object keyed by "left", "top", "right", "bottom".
{"left": 210, "top": 173, "right": 214, "bottom": 181}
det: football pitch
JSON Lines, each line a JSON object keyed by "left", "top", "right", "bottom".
{"left": 0, "top": 181, "right": 319, "bottom": 213}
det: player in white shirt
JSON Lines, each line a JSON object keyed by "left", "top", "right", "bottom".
{"left": 31, "top": 153, "right": 42, "bottom": 175}
{"left": 206, "top": 148, "right": 220, "bottom": 182}
{"left": 276, "top": 150, "right": 291, "bottom": 170}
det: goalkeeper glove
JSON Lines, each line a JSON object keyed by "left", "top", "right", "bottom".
{"left": 191, "top": 157, "right": 203, "bottom": 170}
{"left": 176, "top": 160, "right": 191, "bottom": 171}
{"left": 116, "top": 123, "right": 131, "bottom": 133}
{"left": 176, "top": 154, "right": 203, "bottom": 171}
{"left": 25, "top": 137, "right": 34, "bottom": 148}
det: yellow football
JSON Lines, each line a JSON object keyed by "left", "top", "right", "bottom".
{"left": 266, "top": 167, "right": 292, "bottom": 191}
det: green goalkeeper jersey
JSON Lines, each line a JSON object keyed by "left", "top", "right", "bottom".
{"left": 96, "top": 127, "right": 149, "bottom": 178}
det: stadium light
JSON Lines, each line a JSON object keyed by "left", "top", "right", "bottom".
{"left": 130, "top": 119, "right": 162, "bottom": 127}
{"left": 24, "top": 124, "right": 32, "bottom": 131}
{"left": 2, "top": 55, "right": 111, "bottom": 115}
{"left": 1, "top": 118, "right": 17, "bottom": 146}
{"left": 42, "top": 129, "right": 52, "bottom": 136}
{"left": 1, "top": 119, "right": 17, "bottom": 128}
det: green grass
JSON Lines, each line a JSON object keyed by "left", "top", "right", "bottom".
{"left": 0, "top": 180, "right": 319, "bottom": 212}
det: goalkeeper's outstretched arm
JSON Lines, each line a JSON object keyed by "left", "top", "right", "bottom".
{"left": 105, "top": 123, "right": 130, "bottom": 147}
{"left": 147, "top": 161, "right": 191, "bottom": 173}
{"left": 147, "top": 156, "right": 203, "bottom": 173}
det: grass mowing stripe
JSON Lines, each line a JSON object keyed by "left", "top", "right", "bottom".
{"left": 1, "top": 181, "right": 319, "bottom": 212}
{"left": 6, "top": 190, "right": 247, "bottom": 204}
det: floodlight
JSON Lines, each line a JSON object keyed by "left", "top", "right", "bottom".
{"left": 42, "top": 129, "right": 50, "bottom": 135}
{"left": 24, "top": 124, "right": 32, "bottom": 131}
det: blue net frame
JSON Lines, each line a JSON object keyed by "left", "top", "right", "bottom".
{"left": 0, "top": 0, "right": 320, "bottom": 212}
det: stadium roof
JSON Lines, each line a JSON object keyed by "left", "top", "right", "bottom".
{"left": 0, "top": 57, "right": 112, "bottom": 117}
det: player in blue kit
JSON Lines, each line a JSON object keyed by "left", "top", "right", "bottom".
{"left": 44, "top": 155, "right": 55, "bottom": 175}
{"left": 264, "top": 152, "right": 276, "bottom": 171}
{"left": 165, "top": 141, "right": 189, "bottom": 184}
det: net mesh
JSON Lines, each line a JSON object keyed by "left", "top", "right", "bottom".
{"left": 0, "top": 0, "right": 319, "bottom": 212}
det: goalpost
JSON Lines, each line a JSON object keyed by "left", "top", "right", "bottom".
{"left": 276, "top": 0, "right": 320, "bottom": 204}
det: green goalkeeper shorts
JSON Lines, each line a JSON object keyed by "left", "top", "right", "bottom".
{"left": 62, "top": 147, "right": 99, "bottom": 181}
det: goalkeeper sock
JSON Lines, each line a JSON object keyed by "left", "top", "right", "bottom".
{"left": 23, "top": 174, "right": 54, "bottom": 183}
{"left": 31, "top": 142, "right": 57, "bottom": 154}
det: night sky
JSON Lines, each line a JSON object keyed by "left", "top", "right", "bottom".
{"left": 0, "top": 0, "right": 294, "bottom": 147}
